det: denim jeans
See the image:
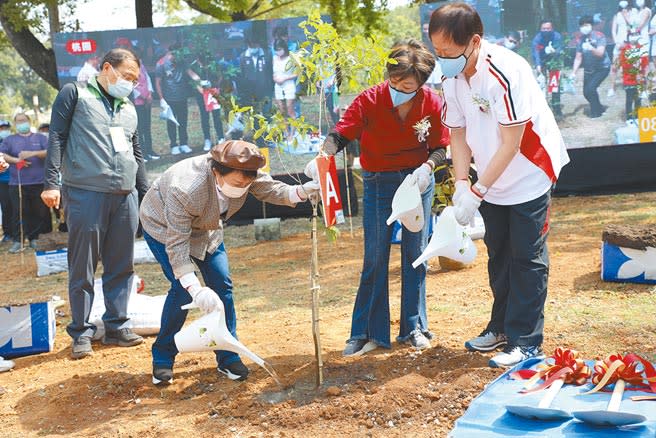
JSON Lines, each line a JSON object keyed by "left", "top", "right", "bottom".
{"left": 143, "top": 231, "right": 239, "bottom": 369}
{"left": 349, "top": 168, "right": 434, "bottom": 348}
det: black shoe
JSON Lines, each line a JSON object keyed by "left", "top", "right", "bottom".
{"left": 152, "top": 366, "right": 173, "bottom": 385}
{"left": 71, "top": 336, "right": 93, "bottom": 359}
{"left": 217, "top": 360, "right": 249, "bottom": 381}
{"left": 102, "top": 328, "right": 143, "bottom": 347}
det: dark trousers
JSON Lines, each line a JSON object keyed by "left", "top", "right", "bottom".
{"left": 62, "top": 185, "right": 139, "bottom": 340}
{"left": 9, "top": 183, "right": 50, "bottom": 242}
{"left": 625, "top": 86, "right": 640, "bottom": 120}
{"left": 583, "top": 68, "right": 610, "bottom": 117}
{"left": 0, "top": 182, "right": 12, "bottom": 237}
{"left": 194, "top": 93, "right": 224, "bottom": 141}
{"left": 166, "top": 99, "right": 188, "bottom": 148}
{"left": 478, "top": 189, "right": 552, "bottom": 347}
{"left": 135, "top": 103, "right": 153, "bottom": 156}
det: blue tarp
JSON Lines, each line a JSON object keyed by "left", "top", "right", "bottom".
{"left": 450, "top": 358, "right": 656, "bottom": 437}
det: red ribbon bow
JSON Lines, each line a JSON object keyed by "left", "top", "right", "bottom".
{"left": 512, "top": 347, "right": 592, "bottom": 393}
{"left": 583, "top": 353, "right": 656, "bottom": 395}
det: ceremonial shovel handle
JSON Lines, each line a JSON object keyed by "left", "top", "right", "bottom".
{"left": 538, "top": 378, "right": 564, "bottom": 409}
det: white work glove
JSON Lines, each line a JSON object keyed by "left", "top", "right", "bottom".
{"left": 453, "top": 188, "right": 482, "bottom": 226}
{"left": 544, "top": 41, "right": 555, "bottom": 55}
{"left": 452, "top": 179, "right": 471, "bottom": 205}
{"left": 290, "top": 180, "right": 321, "bottom": 202}
{"left": 304, "top": 158, "right": 319, "bottom": 181}
{"left": 412, "top": 163, "right": 433, "bottom": 193}
{"left": 185, "top": 286, "right": 223, "bottom": 314}
{"left": 581, "top": 41, "right": 594, "bottom": 52}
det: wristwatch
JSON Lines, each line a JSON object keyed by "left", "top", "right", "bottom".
{"left": 473, "top": 181, "right": 488, "bottom": 197}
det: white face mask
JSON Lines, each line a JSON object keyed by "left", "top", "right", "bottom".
{"left": 504, "top": 40, "right": 517, "bottom": 50}
{"left": 108, "top": 65, "right": 135, "bottom": 99}
{"left": 580, "top": 25, "right": 592, "bottom": 35}
{"left": 636, "top": 0, "right": 645, "bottom": 7}
{"left": 219, "top": 181, "right": 250, "bottom": 198}
{"left": 619, "top": 0, "right": 629, "bottom": 8}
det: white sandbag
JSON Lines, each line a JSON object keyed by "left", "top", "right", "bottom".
{"left": 89, "top": 275, "right": 165, "bottom": 340}
{"left": 133, "top": 239, "right": 157, "bottom": 264}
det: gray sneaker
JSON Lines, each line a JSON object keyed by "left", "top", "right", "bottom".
{"left": 102, "top": 328, "right": 143, "bottom": 347}
{"left": 406, "top": 330, "right": 431, "bottom": 350}
{"left": 8, "top": 242, "right": 21, "bottom": 253}
{"left": 71, "top": 336, "right": 93, "bottom": 359}
{"left": 152, "top": 366, "right": 173, "bottom": 385}
{"left": 465, "top": 330, "right": 508, "bottom": 352}
{"left": 342, "top": 339, "right": 378, "bottom": 357}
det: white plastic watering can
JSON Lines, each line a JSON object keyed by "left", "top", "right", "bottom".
{"left": 386, "top": 174, "right": 424, "bottom": 233}
{"left": 174, "top": 304, "right": 265, "bottom": 368}
{"left": 412, "top": 206, "right": 477, "bottom": 268}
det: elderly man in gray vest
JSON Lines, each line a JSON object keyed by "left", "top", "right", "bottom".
{"left": 41, "top": 48, "right": 149, "bottom": 359}
{"left": 140, "top": 140, "right": 318, "bottom": 385}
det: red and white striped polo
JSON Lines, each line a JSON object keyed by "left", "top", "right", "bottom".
{"left": 441, "top": 40, "right": 569, "bottom": 205}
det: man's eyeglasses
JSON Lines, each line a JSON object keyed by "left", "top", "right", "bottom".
{"left": 111, "top": 65, "right": 139, "bottom": 86}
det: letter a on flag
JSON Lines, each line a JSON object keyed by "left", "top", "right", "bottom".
{"left": 315, "top": 155, "right": 345, "bottom": 227}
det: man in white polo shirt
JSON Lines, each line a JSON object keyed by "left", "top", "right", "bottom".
{"left": 429, "top": 2, "right": 570, "bottom": 368}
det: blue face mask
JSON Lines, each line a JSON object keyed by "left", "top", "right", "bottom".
{"left": 0, "top": 130, "right": 9, "bottom": 139}
{"left": 16, "top": 122, "right": 31, "bottom": 134}
{"left": 436, "top": 39, "right": 473, "bottom": 79}
{"left": 389, "top": 84, "right": 417, "bottom": 107}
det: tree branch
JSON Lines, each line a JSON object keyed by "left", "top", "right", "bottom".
{"left": 248, "top": 0, "right": 297, "bottom": 19}
{"left": 0, "top": 1, "right": 58, "bottom": 88}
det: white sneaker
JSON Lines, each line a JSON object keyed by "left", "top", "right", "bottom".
{"left": 342, "top": 339, "right": 378, "bottom": 357}
{"left": 489, "top": 345, "right": 545, "bottom": 368}
{"left": 179, "top": 144, "right": 192, "bottom": 153}
{"left": 464, "top": 330, "right": 508, "bottom": 352}
{"left": 203, "top": 139, "right": 212, "bottom": 151}
{"left": 607, "top": 88, "right": 615, "bottom": 98}
{"left": 171, "top": 146, "right": 182, "bottom": 155}
{"left": 0, "top": 356, "right": 15, "bottom": 372}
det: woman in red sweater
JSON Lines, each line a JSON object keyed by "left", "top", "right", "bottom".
{"left": 308, "top": 39, "right": 450, "bottom": 356}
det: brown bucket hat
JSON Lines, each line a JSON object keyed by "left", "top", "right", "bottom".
{"left": 210, "top": 140, "right": 266, "bottom": 171}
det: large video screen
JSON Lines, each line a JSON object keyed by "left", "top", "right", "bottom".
{"left": 421, "top": 1, "right": 656, "bottom": 149}
{"left": 53, "top": 16, "right": 328, "bottom": 163}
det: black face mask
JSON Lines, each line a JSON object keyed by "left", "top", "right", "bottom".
{"left": 541, "top": 31, "right": 554, "bottom": 40}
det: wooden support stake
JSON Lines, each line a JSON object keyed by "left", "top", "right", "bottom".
{"left": 310, "top": 197, "right": 323, "bottom": 386}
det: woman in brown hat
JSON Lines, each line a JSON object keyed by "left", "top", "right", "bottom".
{"left": 140, "top": 140, "right": 318, "bottom": 385}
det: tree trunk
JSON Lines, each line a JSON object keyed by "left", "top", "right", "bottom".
{"left": 46, "top": 0, "right": 60, "bottom": 39}
{"left": 0, "top": 1, "right": 58, "bottom": 89}
{"left": 135, "top": 0, "right": 154, "bottom": 28}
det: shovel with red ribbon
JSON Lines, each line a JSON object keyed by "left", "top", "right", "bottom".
{"left": 506, "top": 348, "right": 592, "bottom": 421}
{"left": 572, "top": 353, "right": 654, "bottom": 427}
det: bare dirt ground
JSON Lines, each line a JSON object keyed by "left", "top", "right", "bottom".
{"left": 1, "top": 192, "right": 655, "bottom": 437}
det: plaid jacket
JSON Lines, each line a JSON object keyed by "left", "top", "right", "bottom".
{"left": 140, "top": 153, "right": 296, "bottom": 279}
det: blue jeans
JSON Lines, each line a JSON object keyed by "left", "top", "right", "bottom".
{"left": 349, "top": 168, "right": 434, "bottom": 348}
{"left": 143, "top": 232, "right": 239, "bottom": 369}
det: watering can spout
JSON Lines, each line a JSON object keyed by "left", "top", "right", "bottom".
{"left": 412, "top": 206, "right": 477, "bottom": 269}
